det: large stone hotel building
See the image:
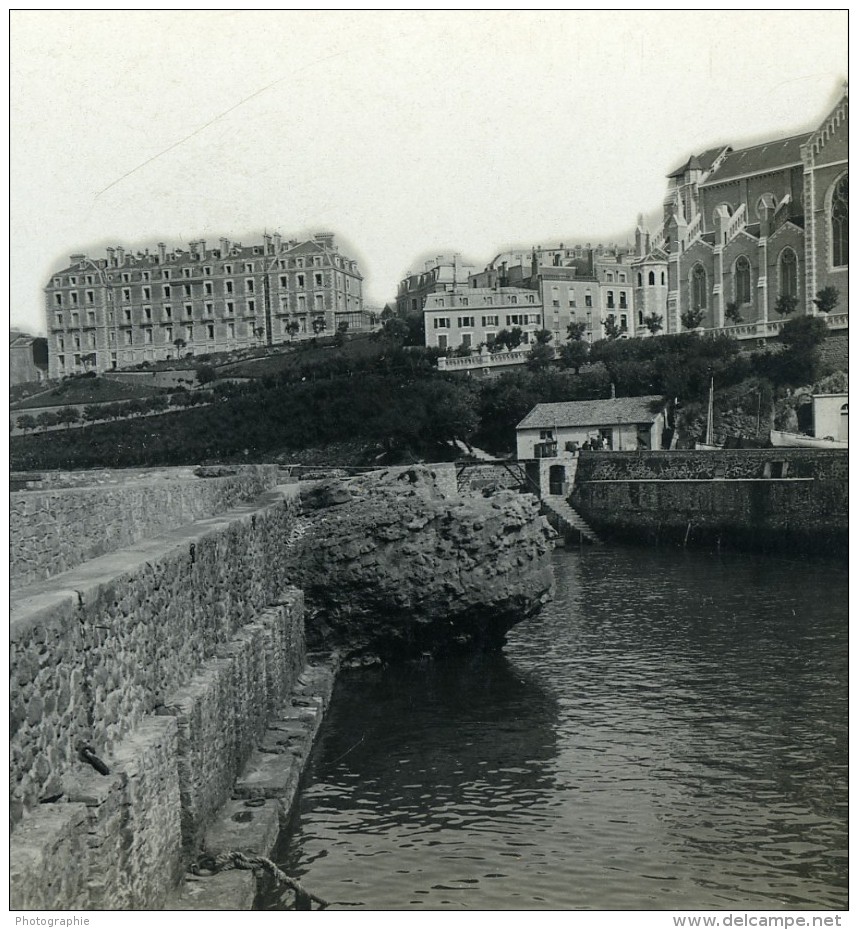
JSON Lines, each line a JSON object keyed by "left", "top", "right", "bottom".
{"left": 44, "top": 233, "right": 363, "bottom": 377}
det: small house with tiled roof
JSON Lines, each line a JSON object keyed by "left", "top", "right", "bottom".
{"left": 516, "top": 394, "right": 669, "bottom": 459}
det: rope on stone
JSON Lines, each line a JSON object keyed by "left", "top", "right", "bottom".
{"left": 192, "top": 850, "right": 329, "bottom": 910}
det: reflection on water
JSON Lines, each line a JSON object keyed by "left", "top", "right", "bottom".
{"left": 268, "top": 546, "right": 848, "bottom": 910}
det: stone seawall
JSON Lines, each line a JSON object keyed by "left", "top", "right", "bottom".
{"left": 571, "top": 449, "right": 847, "bottom": 555}
{"left": 10, "top": 484, "right": 309, "bottom": 909}
{"left": 10, "top": 465, "right": 281, "bottom": 588}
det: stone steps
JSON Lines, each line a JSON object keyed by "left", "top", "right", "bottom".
{"left": 166, "top": 657, "right": 338, "bottom": 910}
{"left": 541, "top": 496, "right": 601, "bottom": 545}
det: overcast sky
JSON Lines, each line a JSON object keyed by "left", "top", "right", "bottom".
{"left": 10, "top": 10, "right": 848, "bottom": 334}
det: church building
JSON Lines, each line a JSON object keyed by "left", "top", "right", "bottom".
{"left": 633, "top": 87, "right": 848, "bottom": 339}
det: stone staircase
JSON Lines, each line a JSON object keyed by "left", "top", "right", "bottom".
{"left": 541, "top": 496, "right": 601, "bottom": 545}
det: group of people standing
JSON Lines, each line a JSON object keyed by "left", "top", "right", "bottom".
{"left": 569, "top": 436, "right": 610, "bottom": 452}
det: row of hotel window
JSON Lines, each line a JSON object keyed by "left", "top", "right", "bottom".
{"left": 52, "top": 273, "right": 351, "bottom": 306}
{"left": 52, "top": 254, "right": 350, "bottom": 287}
{"left": 55, "top": 315, "right": 323, "bottom": 354}
{"left": 432, "top": 314, "right": 541, "bottom": 329}
{"left": 57, "top": 325, "right": 232, "bottom": 347}
{"left": 52, "top": 293, "right": 356, "bottom": 328}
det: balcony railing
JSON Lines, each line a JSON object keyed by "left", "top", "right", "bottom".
{"left": 437, "top": 346, "right": 556, "bottom": 372}
{"left": 533, "top": 441, "right": 558, "bottom": 459}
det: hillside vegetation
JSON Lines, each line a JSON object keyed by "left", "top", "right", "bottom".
{"left": 10, "top": 318, "right": 844, "bottom": 470}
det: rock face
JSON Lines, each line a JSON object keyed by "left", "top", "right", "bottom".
{"left": 285, "top": 466, "right": 555, "bottom": 661}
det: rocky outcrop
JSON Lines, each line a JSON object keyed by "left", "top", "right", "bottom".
{"left": 284, "top": 466, "right": 554, "bottom": 661}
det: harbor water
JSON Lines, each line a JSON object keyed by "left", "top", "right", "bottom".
{"left": 267, "top": 546, "right": 848, "bottom": 910}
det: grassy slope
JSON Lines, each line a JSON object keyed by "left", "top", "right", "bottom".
{"left": 11, "top": 377, "right": 170, "bottom": 410}
{"left": 218, "top": 333, "right": 386, "bottom": 378}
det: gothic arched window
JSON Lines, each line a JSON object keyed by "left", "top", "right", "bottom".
{"left": 780, "top": 248, "right": 797, "bottom": 297}
{"left": 661, "top": 271, "right": 665, "bottom": 285}
{"left": 648, "top": 270, "right": 655, "bottom": 285}
{"left": 637, "top": 272, "right": 643, "bottom": 287}
{"left": 735, "top": 256, "right": 751, "bottom": 304}
{"left": 691, "top": 265, "right": 707, "bottom": 310}
{"left": 832, "top": 175, "right": 848, "bottom": 267}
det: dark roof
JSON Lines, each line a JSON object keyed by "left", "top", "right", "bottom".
{"left": 667, "top": 146, "right": 729, "bottom": 178}
{"left": 517, "top": 395, "right": 667, "bottom": 430}
{"left": 701, "top": 133, "right": 809, "bottom": 186}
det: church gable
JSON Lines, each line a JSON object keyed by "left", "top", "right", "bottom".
{"left": 804, "top": 91, "right": 848, "bottom": 166}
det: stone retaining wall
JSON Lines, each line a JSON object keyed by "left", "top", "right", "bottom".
{"left": 10, "top": 465, "right": 281, "bottom": 588}
{"left": 572, "top": 449, "right": 847, "bottom": 555}
{"left": 456, "top": 463, "right": 523, "bottom": 494}
{"left": 10, "top": 485, "right": 306, "bottom": 909}
{"left": 574, "top": 448, "right": 847, "bottom": 483}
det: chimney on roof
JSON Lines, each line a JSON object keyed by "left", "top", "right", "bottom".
{"left": 273, "top": 233, "right": 281, "bottom": 252}
{"left": 263, "top": 233, "right": 272, "bottom": 254}
{"left": 220, "top": 237, "right": 230, "bottom": 254}
{"left": 199, "top": 240, "right": 205, "bottom": 259}
{"left": 610, "top": 383, "right": 616, "bottom": 399}
{"left": 116, "top": 246, "right": 125, "bottom": 265}
{"left": 157, "top": 242, "right": 166, "bottom": 263}
{"left": 106, "top": 247, "right": 115, "bottom": 267}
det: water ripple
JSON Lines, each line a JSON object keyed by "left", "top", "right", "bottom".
{"left": 266, "top": 547, "right": 847, "bottom": 910}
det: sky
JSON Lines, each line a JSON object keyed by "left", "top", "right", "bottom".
{"left": 10, "top": 10, "right": 849, "bottom": 335}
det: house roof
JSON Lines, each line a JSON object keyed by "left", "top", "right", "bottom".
{"left": 701, "top": 133, "right": 809, "bottom": 186}
{"left": 51, "top": 236, "right": 360, "bottom": 278}
{"left": 517, "top": 395, "right": 667, "bottom": 430}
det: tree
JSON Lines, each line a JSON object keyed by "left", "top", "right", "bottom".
{"left": 312, "top": 316, "right": 326, "bottom": 335}
{"left": 773, "top": 294, "right": 798, "bottom": 318}
{"left": 56, "top": 407, "right": 80, "bottom": 429}
{"left": 780, "top": 315, "right": 828, "bottom": 352}
{"left": 558, "top": 340, "right": 589, "bottom": 374}
{"left": 567, "top": 320, "right": 587, "bottom": 341}
{"left": 812, "top": 286, "right": 840, "bottom": 314}
{"left": 533, "top": 329, "right": 553, "bottom": 345}
{"left": 643, "top": 312, "right": 664, "bottom": 335}
{"left": 83, "top": 404, "right": 104, "bottom": 423}
{"left": 16, "top": 414, "right": 36, "bottom": 432}
{"left": 173, "top": 337, "right": 187, "bottom": 357}
{"left": 680, "top": 307, "right": 706, "bottom": 330}
{"left": 337, "top": 320, "right": 349, "bottom": 334}
{"left": 527, "top": 342, "right": 555, "bottom": 371}
{"left": 284, "top": 321, "right": 299, "bottom": 341}
{"left": 603, "top": 316, "right": 622, "bottom": 340}
{"left": 196, "top": 364, "right": 217, "bottom": 385}
{"left": 379, "top": 316, "right": 409, "bottom": 342}
{"left": 493, "top": 327, "right": 524, "bottom": 352}
{"left": 254, "top": 325, "right": 268, "bottom": 344}
{"left": 724, "top": 302, "right": 743, "bottom": 324}
{"left": 36, "top": 411, "right": 58, "bottom": 430}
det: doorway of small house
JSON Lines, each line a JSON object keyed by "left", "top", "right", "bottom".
{"left": 548, "top": 464, "right": 565, "bottom": 496}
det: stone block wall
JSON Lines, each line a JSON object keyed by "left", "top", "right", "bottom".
{"left": 574, "top": 448, "right": 847, "bottom": 483}
{"left": 456, "top": 463, "right": 523, "bottom": 494}
{"left": 10, "top": 465, "right": 280, "bottom": 588}
{"left": 10, "top": 485, "right": 307, "bottom": 909}
{"left": 571, "top": 449, "right": 847, "bottom": 555}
